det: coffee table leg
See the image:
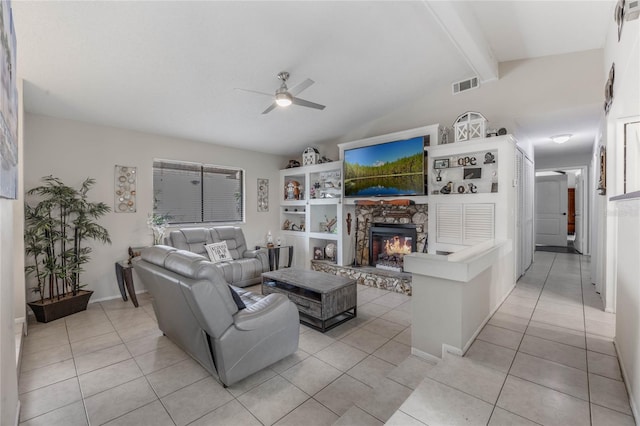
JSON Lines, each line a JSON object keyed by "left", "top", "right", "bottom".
{"left": 287, "top": 246, "right": 293, "bottom": 268}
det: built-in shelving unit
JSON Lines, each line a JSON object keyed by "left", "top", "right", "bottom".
{"left": 280, "top": 161, "right": 349, "bottom": 268}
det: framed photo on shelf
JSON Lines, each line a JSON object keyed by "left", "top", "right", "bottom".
{"left": 463, "top": 168, "right": 482, "bottom": 179}
{"left": 434, "top": 159, "right": 449, "bottom": 169}
{"left": 313, "top": 247, "right": 324, "bottom": 260}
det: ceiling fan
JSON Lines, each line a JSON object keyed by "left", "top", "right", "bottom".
{"left": 236, "top": 71, "right": 326, "bottom": 115}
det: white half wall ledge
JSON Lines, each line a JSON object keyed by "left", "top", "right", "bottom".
{"left": 405, "top": 239, "right": 514, "bottom": 360}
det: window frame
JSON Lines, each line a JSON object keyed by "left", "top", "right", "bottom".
{"left": 152, "top": 159, "right": 246, "bottom": 225}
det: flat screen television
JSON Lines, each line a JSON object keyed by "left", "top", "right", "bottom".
{"left": 344, "top": 136, "right": 427, "bottom": 198}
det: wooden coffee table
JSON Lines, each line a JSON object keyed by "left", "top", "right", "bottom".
{"left": 262, "top": 268, "right": 357, "bottom": 332}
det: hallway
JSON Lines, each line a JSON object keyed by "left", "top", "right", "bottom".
{"left": 390, "top": 251, "right": 635, "bottom": 425}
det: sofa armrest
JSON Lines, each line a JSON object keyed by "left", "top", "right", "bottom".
{"left": 233, "top": 293, "right": 296, "bottom": 331}
{"left": 243, "top": 249, "right": 269, "bottom": 271}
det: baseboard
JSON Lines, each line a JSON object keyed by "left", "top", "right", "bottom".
{"left": 460, "top": 282, "right": 516, "bottom": 355}
{"left": 411, "top": 347, "right": 441, "bottom": 364}
{"left": 90, "top": 290, "right": 148, "bottom": 304}
{"left": 614, "top": 338, "right": 639, "bottom": 421}
{"left": 442, "top": 344, "right": 463, "bottom": 358}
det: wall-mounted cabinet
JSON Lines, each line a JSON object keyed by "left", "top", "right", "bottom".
{"left": 280, "top": 161, "right": 349, "bottom": 267}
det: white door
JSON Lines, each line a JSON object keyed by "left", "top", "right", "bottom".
{"left": 574, "top": 173, "right": 584, "bottom": 253}
{"left": 535, "top": 175, "right": 568, "bottom": 246}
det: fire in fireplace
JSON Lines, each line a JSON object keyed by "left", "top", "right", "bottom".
{"left": 369, "top": 223, "right": 417, "bottom": 272}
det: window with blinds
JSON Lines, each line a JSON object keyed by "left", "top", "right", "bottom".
{"left": 153, "top": 160, "right": 244, "bottom": 224}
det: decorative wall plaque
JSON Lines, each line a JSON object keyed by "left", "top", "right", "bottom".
{"left": 257, "top": 178, "right": 269, "bottom": 212}
{"left": 115, "top": 165, "right": 137, "bottom": 213}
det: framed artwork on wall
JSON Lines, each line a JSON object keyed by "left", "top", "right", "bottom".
{"left": 623, "top": 118, "right": 640, "bottom": 194}
{"left": 257, "top": 178, "right": 269, "bottom": 212}
{"left": 0, "top": 0, "right": 18, "bottom": 200}
{"left": 597, "top": 146, "right": 606, "bottom": 195}
{"left": 115, "top": 165, "right": 137, "bottom": 212}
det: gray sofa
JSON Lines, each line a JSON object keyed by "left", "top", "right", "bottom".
{"left": 133, "top": 245, "right": 299, "bottom": 386}
{"left": 166, "top": 226, "right": 269, "bottom": 287}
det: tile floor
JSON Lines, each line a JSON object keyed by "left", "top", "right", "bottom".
{"left": 388, "top": 252, "right": 636, "bottom": 426}
{"left": 17, "top": 252, "right": 635, "bottom": 426}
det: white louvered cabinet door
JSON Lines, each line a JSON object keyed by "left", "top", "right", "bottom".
{"left": 436, "top": 203, "right": 495, "bottom": 246}
{"left": 436, "top": 204, "right": 463, "bottom": 244}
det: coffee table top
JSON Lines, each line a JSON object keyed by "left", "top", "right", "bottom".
{"left": 262, "top": 268, "right": 355, "bottom": 294}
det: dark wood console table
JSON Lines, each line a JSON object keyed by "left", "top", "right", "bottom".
{"left": 115, "top": 260, "right": 139, "bottom": 307}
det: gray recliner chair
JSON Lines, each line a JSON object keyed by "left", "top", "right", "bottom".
{"left": 133, "top": 245, "right": 299, "bottom": 386}
{"left": 166, "top": 226, "right": 269, "bottom": 287}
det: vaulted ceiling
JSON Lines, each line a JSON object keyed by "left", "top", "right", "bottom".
{"left": 12, "top": 1, "right": 614, "bottom": 157}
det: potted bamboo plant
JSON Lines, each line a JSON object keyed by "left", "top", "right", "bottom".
{"left": 25, "top": 176, "right": 111, "bottom": 323}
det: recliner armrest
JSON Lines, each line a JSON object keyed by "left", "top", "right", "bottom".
{"left": 233, "top": 293, "right": 293, "bottom": 331}
{"left": 243, "top": 249, "right": 265, "bottom": 259}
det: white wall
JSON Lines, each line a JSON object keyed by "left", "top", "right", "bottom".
{"left": 24, "top": 113, "right": 287, "bottom": 301}
{"left": 603, "top": 10, "right": 640, "bottom": 418}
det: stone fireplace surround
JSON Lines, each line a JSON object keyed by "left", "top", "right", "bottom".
{"left": 310, "top": 203, "right": 427, "bottom": 295}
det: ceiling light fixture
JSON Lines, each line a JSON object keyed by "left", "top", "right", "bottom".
{"left": 551, "top": 134, "right": 572, "bottom": 144}
{"left": 275, "top": 90, "right": 292, "bottom": 107}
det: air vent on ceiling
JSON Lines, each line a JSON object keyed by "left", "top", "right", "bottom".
{"left": 452, "top": 77, "right": 479, "bottom": 95}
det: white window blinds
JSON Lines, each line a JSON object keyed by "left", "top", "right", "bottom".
{"left": 153, "top": 160, "right": 244, "bottom": 224}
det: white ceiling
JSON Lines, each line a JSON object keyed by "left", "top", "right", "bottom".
{"left": 12, "top": 1, "right": 614, "bottom": 157}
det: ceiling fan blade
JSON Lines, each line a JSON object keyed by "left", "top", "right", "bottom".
{"left": 261, "top": 102, "right": 278, "bottom": 115}
{"left": 291, "top": 96, "right": 326, "bottom": 110}
{"left": 235, "top": 88, "right": 274, "bottom": 98}
{"left": 289, "top": 79, "right": 314, "bottom": 96}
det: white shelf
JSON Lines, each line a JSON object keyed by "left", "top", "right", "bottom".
{"left": 282, "top": 210, "right": 306, "bottom": 215}
{"left": 308, "top": 232, "right": 339, "bottom": 241}
{"left": 309, "top": 198, "right": 340, "bottom": 205}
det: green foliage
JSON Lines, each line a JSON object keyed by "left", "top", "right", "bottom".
{"left": 24, "top": 176, "right": 111, "bottom": 301}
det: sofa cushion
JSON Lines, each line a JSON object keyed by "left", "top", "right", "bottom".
{"left": 167, "top": 228, "right": 212, "bottom": 256}
{"left": 210, "top": 227, "right": 247, "bottom": 260}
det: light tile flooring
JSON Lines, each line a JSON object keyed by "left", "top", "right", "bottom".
{"left": 389, "top": 252, "right": 636, "bottom": 426}
{"left": 17, "top": 252, "right": 635, "bottom": 425}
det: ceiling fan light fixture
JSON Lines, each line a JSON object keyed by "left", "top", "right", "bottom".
{"left": 275, "top": 91, "right": 292, "bottom": 107}
{"left": 551, "top": 134, "right": 572, "bottom": 144}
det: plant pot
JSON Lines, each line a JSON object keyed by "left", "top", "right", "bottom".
{"left": 27, "top": 290, "right": 94, "bottom": 323}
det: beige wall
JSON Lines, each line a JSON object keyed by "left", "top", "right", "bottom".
{"left": 24, "top": 113, "right": 287, "bottom": 301}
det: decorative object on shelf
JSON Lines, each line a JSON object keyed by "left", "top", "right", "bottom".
{"left": 457, "top": 185, "right": 466, "bottom": 194}
{"left": 604, "top": 63, "right": 615, "bottom": 115}
{"left": 282, "top": 219, "right": 291, "bottom": 230}
{"left": 436, "top": 170, "right": 442, "bottom": 182}
{"left": 313, "top": 247, "right": 324, "bottom": 260}
{"left": 491, "top": 182, "right": 499, "bottom": 193}
{"left": 597, "top": 145, "right": 607, "bottom": 195}
{"left": 325, "top": 243, "right": 337, "bottom": 261}
{"left": 324, "top": 216, "right": 338, "bottom": 233}
{"left": 457, "top": 156, "right": 477, "bottom": 166}
{"left": 468, "top": 183, "right": 478, "bottom": 193}
{"left": 147, "top": 213, "right": 170, "bottom": 244}
{"left": 318, "top": 155, "right": 333, "bottom": 163}
{"left": 127, "top": 246, "right": 145, "bottom": 265}
{"left": 286, "top": 160, "right": 300, "bottom": 168}
{"left": 346, "top": 212, "right": 352, "bottom": 235}
{"left": 440, "top": 182, "right": 453, "bottom": 194}
{"left": 498, "top": 128, "right": 507, "bottom": 136}
{"left": 440, "top": 126, "right": 451, "bottom": 144}
{"left": 486, "top": 128, "right": 499, "bottom": 137}
{"left": 257, "top": 178, "right": 269, "bottom": 212}
{"left": 25, "top": 176, "right": 111, "bottom": 322}
{"left": 285, "top": 180, "right": 303, "bottom": 200}
{"left": 114, "top": 165, "right": 137, "bottom": 213}
{"left": 302, "top": 147, "right": 320, "bottom": 166}
{"left": 266, "top": 230, "right": 274, "bottom": 247}
{"left": 434, "top": 159, "right": 450, "bottom": 169}
{"left": 276, "top": 236, "right": 282, "bottom": 246}
{"left": 453, "top": 111, "right": 487, "bottom": 142}
{"left": 464, "top": 168, "right": 482, "bottom": 179}
{"left": 484, "top": 152, "right": 496, "bottom": 164}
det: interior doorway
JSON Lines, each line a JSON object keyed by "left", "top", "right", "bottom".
{"left": 535, "top": 168, "right": 587, "bottom": 254}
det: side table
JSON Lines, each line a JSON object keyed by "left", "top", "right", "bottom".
{"left": 115, "top": 260, "right": 139, "bottom": 307}
{"left": 261, "top": 245, "right": 294, "bottom": 271}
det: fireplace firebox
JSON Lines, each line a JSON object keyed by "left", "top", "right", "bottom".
{"left": 368, "top": 223, "right": 417, "bottom": 272}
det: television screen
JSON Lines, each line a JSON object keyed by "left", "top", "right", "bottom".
{"left": 344, "top": 136, "right": 427, "bottom": 197}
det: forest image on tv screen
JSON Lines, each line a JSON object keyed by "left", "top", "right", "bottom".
{"left": 344, "top": 136, "right": 425, "bottom": 197}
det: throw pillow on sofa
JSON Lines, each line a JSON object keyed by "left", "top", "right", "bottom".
{"left": 205, "top": 242, "right": 233, "bottom": 263}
